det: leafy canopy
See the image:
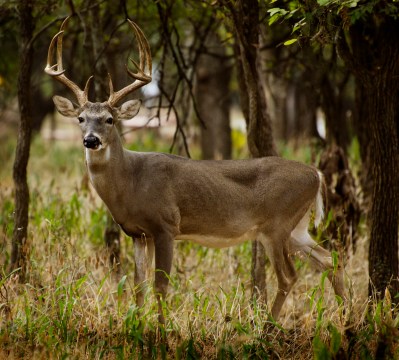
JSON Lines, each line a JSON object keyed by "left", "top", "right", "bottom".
{"left": 266, "top": 0, "right": 399, "bottom": 45}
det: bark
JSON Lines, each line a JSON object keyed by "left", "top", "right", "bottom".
{"left": 319, "top": 74, "right": 351, "bottom": 150}
{"left": 10, "top": 0, "right": 34, "bottom": 280}
{"left": 230, "top": 0, "right": 277, "bottom": 156}
{"left": 86, "top": 2, "right": 121, "bottom": 269}
{"left": 318, "top": 144, "right": 360, "bottom": 258}
{"left": 258, "top": 25, "right": 289, "bottom": 141}
{"left": 85, "top": 0, "right": 108, "bottom": 99}
{"left": 366, "top": 77, "right": 399, "bottom": 297}
{"left": 338, "top": 17, "right": 399, "bottom": 298}
{"left": 260, "top": 30, "right": 323, "bottom": 142}
{"left": 292, "top": 78, "right": 318, "bottom": 139}
{"left": 353, "top": 82, "right": 373, "bottom": 205}
{"left": 104, "top": 214, "right": 121, "bottom": 269}
{"left": 306, "top": 43, "right": 353, "bottom": 149}
{"left": 83, "top": 0, "right": 120, "bottom": 271}
{"left": 226, "top": 0, "right": 278, "bottom": 302}
{"left": 196, "top": 30, "right": 232, "bottom": 160}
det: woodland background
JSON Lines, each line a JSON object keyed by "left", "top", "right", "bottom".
{"left": 0, "top": 0, "right": 399, "bottom": 358}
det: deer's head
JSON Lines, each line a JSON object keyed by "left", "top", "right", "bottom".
{"left": 45, "top": 18, "right": 152, "bottom": 151}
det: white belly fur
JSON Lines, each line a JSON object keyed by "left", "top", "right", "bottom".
{"left": 176, "top": 227, "right": 258, "bottom": 249}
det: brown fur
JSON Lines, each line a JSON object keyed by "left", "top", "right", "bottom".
{"left": 53, "top": 98, "right": 346, "bottom": 323}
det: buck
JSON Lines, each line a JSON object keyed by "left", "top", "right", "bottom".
{"left": 45, "top": 18, "right": 345, "bottom": 324}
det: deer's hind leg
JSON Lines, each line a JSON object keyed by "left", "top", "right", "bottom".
{"left": 258, "top": 231, "right": 298, "bottom": 320}
{"left": 153, "top": 232, "right": 174, "bottom": 324}
{"left": 290, "top": 214, "right": 345, "bottom": 301}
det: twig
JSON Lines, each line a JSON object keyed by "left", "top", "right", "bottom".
{"left": 120, "top": 115, "right": 159, "bottom": 136}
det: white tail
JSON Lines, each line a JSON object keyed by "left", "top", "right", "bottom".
{"left": 314, "top": 170, "right": 325, "bottom": 228}
{"left": 46, "top": 19, "right": 345, "bottom": 324}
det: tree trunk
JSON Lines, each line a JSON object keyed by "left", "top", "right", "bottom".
{"left": 85, "top": 1, "right": 121, "bottom": 270}
{"left": 104, "top": 214, "right": 121, "bottom": 269}
{"left": 226, "top": 0, "right": 278, "bottom": 303}
{"left": 258, "top": 25, "right": 289, "bottom": 142}
{"left": 196, "top": 30, "right": 232, "bottom": 160}
{"left": 339, "top": 17, "right": 399, "bottom": 298}
{"left": 10, "top": 0, "right": 34, "bottom": 280}
{"left": 320, "top": 75, "right": 351, "bottom": 151}
{"left": 367, "top": 79, "right": 399, "bottom": 297}
{"left": 230, "top": 0, "right": 277, "bottom": 156}
{"left": 292, "top": 77, "right": 318, "bottom": 139}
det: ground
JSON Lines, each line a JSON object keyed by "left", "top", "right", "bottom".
{"left": 0, "top": 116, "right": 397, "bottom": 359}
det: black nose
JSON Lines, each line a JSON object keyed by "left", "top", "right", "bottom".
{"left": 83, "top": 135, "right": 101, "bottom": 149}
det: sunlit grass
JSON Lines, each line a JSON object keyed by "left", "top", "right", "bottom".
{"left": 0, "top": 128, "right": 397, "bottom": 358}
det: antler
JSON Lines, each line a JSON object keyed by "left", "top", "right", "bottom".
{"left": 107, "top": 20, "right": 152, "bottom": 107}
{"left": 45, "top": 17, "right": 92, "bottom": 107}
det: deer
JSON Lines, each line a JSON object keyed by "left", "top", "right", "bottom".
{"left": 45, "top": 18, "right": 345, "bottom": 324}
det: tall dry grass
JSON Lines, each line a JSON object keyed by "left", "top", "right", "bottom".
{"left": 0, "top": 130, "right": 398, "bottom": 359}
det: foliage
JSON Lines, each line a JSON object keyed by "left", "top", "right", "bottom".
{"left": 266, "top": 0, "right": 399, "bottom": 45}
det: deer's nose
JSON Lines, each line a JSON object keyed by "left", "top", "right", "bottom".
{"left": 83, "top": 135, "right": 101, "bottom": 149}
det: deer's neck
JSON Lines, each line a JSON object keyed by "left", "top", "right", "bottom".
{"left": 85, "top": 130, "right": 125, "bottom": 180}
{"left": 85, "top": 132, "right": 133, "bottom": 227}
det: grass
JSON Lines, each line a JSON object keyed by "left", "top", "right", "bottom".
{"left": 1, "top": 126, "right": 398, "bottom": 359}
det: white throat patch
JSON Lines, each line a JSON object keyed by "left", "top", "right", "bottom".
{"left": 85, "top": 146, "right": 110, "bottom": 165}
{"left": 104, "top": 146, "right": 111, "bottom": 162}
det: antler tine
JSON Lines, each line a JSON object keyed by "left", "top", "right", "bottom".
{"left": 107, "top": 20, "right": 152, "bottom": 107}
{"left": 45, "top": 31, "right": 65, "bottom": 76}
{"left": 130, "top": 20, "right": 152, "bottom": 75}
{"left": 45, "top": 16, "right": 91, "bottom": 107}
{"left": 127, "top": 24, "right": 146, "bottom": 76}
{"left": 56, "top": 17, "right": 68, "bottom": 71}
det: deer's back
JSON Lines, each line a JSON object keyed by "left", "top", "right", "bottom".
{"left": 128, "top": 153, "right": 320, "bottom": 239}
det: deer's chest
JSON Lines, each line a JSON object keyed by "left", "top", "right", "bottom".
{"left": 89, "top": 182, "right": 154, "bottom": 238}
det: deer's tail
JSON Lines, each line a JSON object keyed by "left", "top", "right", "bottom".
{"left": 314, "top": 170, "right": 326, "bottom": 228}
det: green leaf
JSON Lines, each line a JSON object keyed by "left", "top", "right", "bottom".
{"left": 328, "top": 323, "right": 342, "bottom": 355}
{"left": 374, "top": 301, "right": 383, "bottom": 326}
{"left": 332, "top": 250, "right": 339, "bottom": 273}
{"left": 267, "top": 8, "right": 288, "bottom": 17}
{"left": 283, "top": 38, "right": 298, "bottom": 46}
{"left": 269, "top": 14, "right": 281, "bottom": 25}
{"left": 117, "top": 275, "right": 127, "bottom": 298}
{"left": 317, "top": 0, "right": 332, "bottom": 5}
{"left": 312, "top": 335, "right": 331, "bottom": 360}
{"left": 348, "top": 0, "right": 359, "bottom": 7}
{"left": 74, "top": 275, "right": 87, "bottom": 292}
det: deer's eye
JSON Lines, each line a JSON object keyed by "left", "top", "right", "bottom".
{"left": 78, "top": 117, "right": 84, "bottom": 124}
{"left": 106, "top": 117, "right": 113, "bottom": 125}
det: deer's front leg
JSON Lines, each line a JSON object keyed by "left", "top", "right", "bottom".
{"left": 154, "top": 232, "right": 174, "bottom": 324}
{"left": 133, "top": 236, "right": 154, "bottom": 308}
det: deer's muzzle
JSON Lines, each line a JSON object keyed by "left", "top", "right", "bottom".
{"left": 83, "top": 135, "right": 102, "bottom": 150}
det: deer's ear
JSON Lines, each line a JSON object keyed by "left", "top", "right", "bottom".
{"left": 53, "top": 96, "right": 79, "bottom": 117}
{"left": 115, "top": 99, "right": 141, "bottom": 120}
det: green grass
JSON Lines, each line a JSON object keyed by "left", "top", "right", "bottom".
{"left": 0, "top": 129, "right": 398, "bottom": 359}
